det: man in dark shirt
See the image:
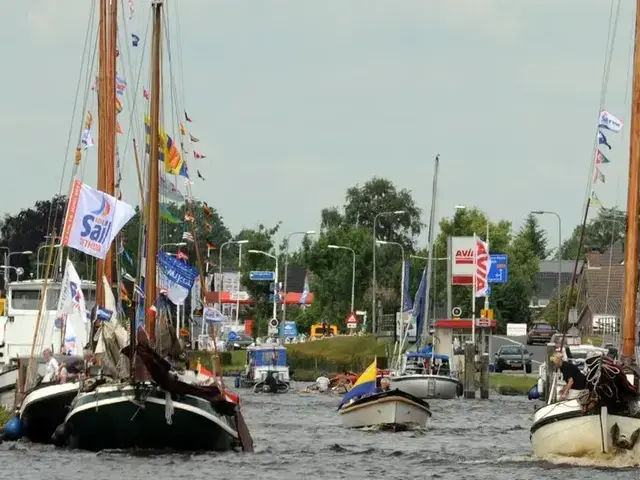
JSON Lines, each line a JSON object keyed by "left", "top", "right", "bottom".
{"left": 553, "top": 353, "right": 587, "bottom": 400}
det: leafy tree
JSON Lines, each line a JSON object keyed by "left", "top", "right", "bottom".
{"left": 520, "top": 214, "right": 550, "bottom": 259}
{"left": 559, "top": 207, "right": 626, "bottom": 260}
{"left": 536, "top": 285, "right": 578, "bottom": 327}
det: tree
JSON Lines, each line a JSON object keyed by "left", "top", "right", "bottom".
{"left": 559, "top": 207, "right": 626, "bottom": 260}
{"left": 536, "top": 285, "right": 578, "bottom": 326}
{"left": 520, "top": 214, "right": 550, "bottom": 259}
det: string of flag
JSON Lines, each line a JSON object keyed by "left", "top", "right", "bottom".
{"left": 590, "top": 110, "right": 622, "bottom": 209}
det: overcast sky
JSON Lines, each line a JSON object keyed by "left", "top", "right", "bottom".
{"left": 1, "top": 1, "right": 635, "bottom": 249}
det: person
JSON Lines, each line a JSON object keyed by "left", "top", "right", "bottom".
{"left": 59, "top": 357, "right": 85, "bottom": 383}
{"left": 553, "top": 352, "right": 587, "bottom": 400}
{"left": 321, "top": 322, "right": 328, "bottom": 337}
{"left": 315, "top": 371, "right": 330, "bottom": 393}
{"left": 42, "top": 348, "right": 59, "bottom": 383}
{"left": 377, "top": 376, "right": 391, "bottom": 393}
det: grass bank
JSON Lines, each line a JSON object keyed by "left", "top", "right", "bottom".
{"left": 0, "top": 406, "right": 11, "bottom": 428}
{"left": 489, "top": 373, "right": 536, "bottom": 395}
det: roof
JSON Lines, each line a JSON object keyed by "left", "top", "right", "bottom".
{"left": 533, "top": 271, "right": 575, "bottom": 300}
{"left": 539, "top": 260, "right": 582, "bottom": 273}
{"left": 577, "top": 264, "right": 624, "bottom": 317}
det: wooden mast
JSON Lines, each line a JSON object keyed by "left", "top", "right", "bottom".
{"left": 144, "top": 0, "right": 163, "bottom": 340}
{"left": 96, "top": 0, "right": 117, "bottom": 307}
{"left": 622, "top": 0, "right": 640, "bottom": 362}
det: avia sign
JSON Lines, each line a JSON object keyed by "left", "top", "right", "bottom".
{"left": 451, "top": 236, "right": 475, "bottom": 285}
{"left": 474, "top": 236, "right": 490, "bottom": 297}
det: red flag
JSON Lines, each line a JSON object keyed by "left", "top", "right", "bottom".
{"left": 184, "top": 110, "right": 193, "bottom": 122}
{"left": 143, "top": 88, "right": 149, "bottom": 100}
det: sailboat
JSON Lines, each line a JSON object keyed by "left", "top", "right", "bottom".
{"left": 390, "top": 155, "right": 463, "bottom": 400}
{"left": 61, "top": 0, "right": 252, "bottom": 452}
{"left": 530, "top": 4, "right": 640, "bottom": 457}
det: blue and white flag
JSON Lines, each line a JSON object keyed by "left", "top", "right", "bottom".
{"left": 598, "top": 130, "right": 611, "bottom": 150}
{"left": 96, "top": 306, "right": 113, "bottom": 322}
{"left": 157, "top": 250, "right": 198, "bottom": 305}
{"left": 598, "top": 110, "right": 624, "bottom": 133}
{"left": 402, "top": 260, "right": 413, "bottom": 312}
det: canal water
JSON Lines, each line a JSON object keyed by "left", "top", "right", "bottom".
{"left": 1, "top": 382, "right": 638, "bottom": 480}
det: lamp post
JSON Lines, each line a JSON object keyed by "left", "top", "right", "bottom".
{"left": 532, "top": 210, "right": 562, "bottom": 327}
{"left": 233, "top": 240, "right": 249, "bottom": 327}
{"left": 37, "top": 244, "right": 63, "bottom": 279}
{"left": 248, "top": 249, "right": 279, "bottom": 330}
{"left": 328, "top": 244, "right": 356, "bottom": 313}
{"left": 160, "top": 241, "right": 187, "bottom": 251}
{"left": 0, "top": 247, "right": 9, "bottom": 289}
{"left": 7, "top": 250, "right": 33, "bottom": 285}
{"left": 282, "top": 230, "right": 316, "bottom": 325}
{"left": 376, "top": 240, "right": 406, "bottom": 325}
{"left": 372, "top": 210, "right": 407, "bottom": 334}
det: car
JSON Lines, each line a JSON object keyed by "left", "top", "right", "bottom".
{"left": 526, "top": 322, "right": 557, "bottom": 345}
{"left": 494, "top": 345, "right": 533, "bottom": 373}
{"left": 224, "top": 332, "right": 254, "bottom": 350}
{"left": 549, "top": 333, "right": 581, "bottom": 347}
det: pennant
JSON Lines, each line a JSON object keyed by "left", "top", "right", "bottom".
{"left": 115, "top": 74, "right": 127, "bottom": 95}
{"left": 189, "top": 134, "right": 199, "bottom": 143}
{"left": 206, "top": 240, "right": 216, "bottom": 251}
{"left": 131, "top": 33, "right": 140, "bottom": 47}
{"left": 182, "top": 231, "right": 194, "bottom": 242}
{"left": 595, "top": 150, "right": 610, "bottom": 164}
{"left": 184, "top": 213, "right": 194, "bottom": 222}
{"left": 598, "top": 110, "right": 624, "bottom": 133}
{"left": 116, "top": 121, "right": 123, "bottom": 135}
{"left": 133, "top": 283, "right": 145, "bottom": 299}
{"left": 194, "top": 151, "right": 206, "bottom": 159}
{"left": 185, "top": 111, "right": 193, "bottom": 122}
{"left": 120, "top": 282, "right": 132, "bottom": 307}
{"left": 176, "top": 250, "right": 189, "bottom": 262}
{"left": 590, "top": 191, "right": 601, "bottom": 208}
{"left": 115, "top": 97, "right": 123, "bottom": 115}
{"left": 205, "top": 224, "right": 212, "bottom": 233}
{"left": 179, "top": 123, "right": 186, "bottom": 135}
{"left": 85, "top": 110, "right": 93, "bottom": 129}
{"left": 81, "top": 128, "right": 94, "bottom": 150}
{"left": 197, "top": 170, "right": 205, "bottom": 181}
{"left": 598, "top": 130, "right": 611, "bottom": 150}
{"left": 203, "top": 202, "right": 212, "bottom": 217}
{"left": 593, "top": 168, "right": 606, "bottom": 184}
{"left": 143, "top": 88, "right": 149, "bottom": 100}
{"left": 129, "top": 0, "right": 135, "bottom": 19}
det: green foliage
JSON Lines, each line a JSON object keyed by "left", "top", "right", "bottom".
{"left": 536, "top": 285, "right": 578, "bottom": 326}
{"left": 559, "top": 207, "right": 625, "bottom": 260}
{"left": 521, "top": 214, "right": 550, "bottom": 259}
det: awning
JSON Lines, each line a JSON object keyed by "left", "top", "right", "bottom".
{"left": 204, "top": 291, "right": 314, "bottom": 305}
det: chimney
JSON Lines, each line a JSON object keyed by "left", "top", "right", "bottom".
{"left": 587, "top": 247, "right": 601, "bottom": 268}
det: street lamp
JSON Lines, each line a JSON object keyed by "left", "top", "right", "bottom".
{"left": 248, "top": 249, "right": 279, "bottom": 328}
{"left": 372, "top": 210, "right": 407, "bottom": 333}
{"left": 7, "top": 250, "right": 33, "bottom": 285}
{"left": 376, "top": 240, "right": 406, "bottom": 324}
{"left": 282, "top": 230, "right": 316, "bottom": 324}
{"left": 37, "top": 244, "right": 63, "bottom": 279}
{"left": 160, "top": 242, "right": 187, "bottom": 251}
{"left": 532, "top": 210, "right": 562, "bottom": 327}
{"left": 328, "top": 244, "right": 356, "bottom": 313}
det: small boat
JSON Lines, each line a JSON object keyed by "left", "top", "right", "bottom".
{"left": 391, "top": 351, "right": 462, "bottom": 400}
{"left": 235, "top": 345, "right": 290, "bottom": 393}
{"left": 337, "top": 359, "right": 431, "bottom": 429}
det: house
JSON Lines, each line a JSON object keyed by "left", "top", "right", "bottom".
{"left": 531, "top": 260, "right": 583, "bottom": 310}
{"left": 575, "top": 248, "right": 623, "bottom": 335}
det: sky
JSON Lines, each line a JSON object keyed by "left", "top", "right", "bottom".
{"left": 0, "top": 0, "right": 636, "bottom": 251}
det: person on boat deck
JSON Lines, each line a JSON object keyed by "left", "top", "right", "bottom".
{"left": 58, "top": 357, "right": 85, "bottom": 383}
{"left": 553, "top": 353, "right": 587, "bottom": 400}
{"left": 377, "top": 377, "right": 391, "bottom": 393}
{"left": 315, "top": 371, "right": 330, "bottom": 392}
{"left": 42, "top": 348, "right": 59, "bottom": 383}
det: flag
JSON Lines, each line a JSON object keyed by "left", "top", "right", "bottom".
{"left": 203, "top": 202, "right": 212, "bottom": 217}
{"left": 179, "top": 123, "right": 186, "bottom": 135}
{"left": 96, "top": 306, "right": 114, "bottom": 322}
{"left": 115, "top": 97, "right": 123, "bottom": 115}
{"left": 197, "top": 170, "right": 205, "bottom": 180}
{"left": 184, "top": 213, "right": 194, "bottom": 222}
{"left": 176, "top": 250, "right": 189, "bottom": 262}
{"left": 206, "top": 240, "right": 216, "bottom": 251}
{"left": 182, "top": 231, "right": 194, "bottom": 242}
{"left": 55, "top": 259, "right": 89, "bottom": 353}
{"left": 157, "top": 250, "right": 198, "bottom": 305}
{"left": 144, "top": 114, "right": 188, "bottom": 178}
{"left": 595, "top": 150, "right": 610, "bottom": 164}
{"left": 194, "top": 151, "right": 206, "bottom": 159}
{"left": 598, "top": 130, "right": 611, "bottom": 150}
{"left": 160, "top": 203, "right": 182, "bottom": 224}
{"left": 143, "top": 88, "right": 149, "bottom": 100}
{"left": 590, "top": 191, "right": 601, "bottom": 208}
{"left": 593, "top": 168, "right": 606, "bottom": 184}
{"left": 598, "top": 110, "right": 624, "bottom": 133}
{"left": 85, "top": 110, "right": 93, "bottom": 128}
{"left": 116, "top": 121, "right": 123, "bottom": 135}
{"left": 338, "top": 359, "right": 377, "bottom": 409}
{"left": 185, "top": 110, "right": 192, "bottom": 122}
{"left": 129, "top": 0, "right": 135, "bottom": 18}
{"left": 120, "top": 282, "right": 131, "bottom": 307}
{"left": 115, "top": 74, "right": 127, "bottom": 95}
{"left": 189, "top": 134, "right": 199, "bottom": 143}
{"left": 131, "top": 33, "right": 140, "bottom": 47}
{"left": 473, "top": 234, "right": 489, "bottom": 298}
{"left": 134, "top": 283, "right": 145, "bottom": 299}
{"left": 81, "top": 128, "right": 94, "bottom": 149}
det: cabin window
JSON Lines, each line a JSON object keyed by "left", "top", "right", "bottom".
{"left": 46, "top": 288, "right": 61, "bottom": 310}
{"left": 11, "top": 289, "right": 41, "bottom": 310}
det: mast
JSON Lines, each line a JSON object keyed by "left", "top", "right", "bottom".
{"left": 621, "top": 0, "right": 640, "bottom": 362}
{"left": 420, "top": 155, "right": 440, "bottom": 349}
{"left": 144, "top": 0, "right": 163, "bottom": 340}
{"left": 96, "top": 0, "right": 117, "bottom": 307}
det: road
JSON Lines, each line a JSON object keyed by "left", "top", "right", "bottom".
{"left": 491, "top": 335, "right": 549, "bottom": 367}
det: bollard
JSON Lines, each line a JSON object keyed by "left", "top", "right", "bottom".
{"left": 480, "top": 353, "right": 489, "bottom": 399}
{"left": 463, "top": 342, "right": 476, "bottom": 399}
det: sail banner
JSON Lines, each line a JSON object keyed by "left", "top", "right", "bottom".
{"left": 62, "top": 180, "right": 136, "bottom": 260}
{"left": 157, "top": 250, "right": 198, "bottom": 305}
{"left": 54, "top": 259, "right": 88, "bottom": 354}
{"left": 411, "top": 269, "right": 427, "bottom": 340}
{"left": 473, "top": 235, "right": 490, "bottom": 298}
{"left": 402, "top": 260, "right": 413, "bottom": 312}
{"left": 598, "top": 110, "right": 624, "bottom": 133}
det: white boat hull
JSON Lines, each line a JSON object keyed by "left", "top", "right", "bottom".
{"left": 531, "top": 400, "right": 640, "bottom": 457}
{"left": 391, "top": 374, "right": 461, "bottom": 400}
{"left": 339, "top": 391, "right": 431, "bottom": 429}
{"left": 19, "top": 382, "right": 80, "bottom": 443}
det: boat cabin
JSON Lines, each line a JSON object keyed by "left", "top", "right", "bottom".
{"left": 403, "top": 352, "right": 452, "bottom": 377}
{"left": 0, "top": 279, "right": 96, "bottom": 364}
{"left": 244, "top": 345, "right": 290, "bottom": 384}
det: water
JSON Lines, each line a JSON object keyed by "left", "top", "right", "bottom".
{"left": 1, "top": 383, "right": 638, "bottom": 480}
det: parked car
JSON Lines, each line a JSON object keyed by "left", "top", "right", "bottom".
{"left": 526, "top": 322, "right": 557, "bottom": 345}
{"left": 494, "top": 345, "right": 533, "bottom": 373}
{"left": 224, "top": 332, "right": 254, "bottom": 350}
{"left": 549, "top": 333, "right": 581, "bottom": 347}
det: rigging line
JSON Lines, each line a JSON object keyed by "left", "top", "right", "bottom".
{"left": 559, "top": 0, "right": 622, "bottom": 344}
{"left": 172, "top": 1, "right": 187, "bottom": 109}
{"left": 46, "top": 1, "right": 98, "bottom": 237}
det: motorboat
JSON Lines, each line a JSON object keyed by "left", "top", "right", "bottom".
{"left": 391, "top": 351, "right": 462, "bottom": 400}
{"left": 235, "top": 345, "right": 290, "bottom": 393}
{"left": 338, "top": 388, "right": 431, "bottom": 430}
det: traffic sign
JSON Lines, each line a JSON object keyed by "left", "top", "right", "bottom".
{"left": 268, "top": 293, "right": 284, "bottom": 303}
{"left": 346, "top": 312, "right": 357, "bottom": 328}
{"left": 476, "top": 318, "right": 491, "bottom": 327}
{"left": 282, "top": 321, "right": 298, "bottom": 338}
{"left": 488, "top": 254, "right": 508, "bottom": 283}
{"left": 249, "top": 270, "right": 275, "bottom": 281}
{"left": 480, "top": 308, "right": 494, "bottom": 320}
{"left": 452, "top": 307, "right": 462, "bottom": 318}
